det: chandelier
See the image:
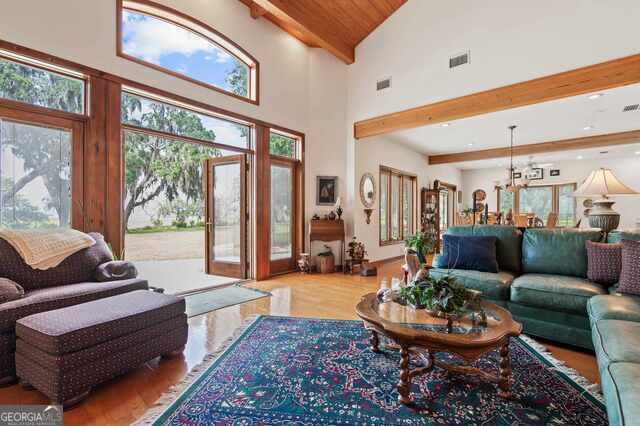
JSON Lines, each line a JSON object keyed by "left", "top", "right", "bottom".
{"left": 495, "top": 125, "right": 530, "bottom": 193}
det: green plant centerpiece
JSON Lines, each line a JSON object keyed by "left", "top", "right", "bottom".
{"left": 404, "top": 231, "right": 437, "bottom": 263}
{"left": 399, "top": 274, "right": 486, "bottom": 332}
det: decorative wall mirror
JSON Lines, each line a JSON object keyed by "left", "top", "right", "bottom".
{"left": 360, "top": 173, "right": 376, "bottom": 224}
{"left": 360, "top": 173, "right": 376, "bottom": 207}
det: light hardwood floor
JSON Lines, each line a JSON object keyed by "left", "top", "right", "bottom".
{"left": 0, "top": 260, "right": 598, "bottom": 425}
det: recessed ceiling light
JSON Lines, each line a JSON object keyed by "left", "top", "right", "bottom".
{"left": 467, "top": 143, "right": 474, "bottom": 147}
{"left": 588, "top": 93, "right": 605, "bottom": 100}
{"left": 635, "top": 151, "right": 640, "bottom": 155}
{"left": 583, "top": 125, "right": 594, "bottom": 131}
{"left": 441, "top": 123, "right": 451, "bottom": 127}
{"left": 577, "top": 155, "right": 584, "bottom": 160}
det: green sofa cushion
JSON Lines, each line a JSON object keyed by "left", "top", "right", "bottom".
{"left": 511, "top": 273, "right": 606, "bottom": 315}
{"left": 587, "top": 294, "right": 640, "bottom": 325}
{"left": 508, "top": 302, "right": 593, "bottom": 349}
{"left": 444, "top": 225, "right": 522, "bottom": 273}
{"left": 522, "top": 229, "right": 602, "bottom": 277}
{"left": 429, "top": 268, "right": 515, "bottom": 301}
{"left": 592, "top": 320, "right": 640, "bottom": 375}
{"left": 600, "top": 362, "right": 640, "bottom": 426}
{"left": 607, "top": 229, "right": 640, "bottom": 243}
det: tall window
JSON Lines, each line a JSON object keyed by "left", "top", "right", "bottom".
{"left": 497, "top": 189, "right": 514, "bottom": 216}
{"left": 0, "top": 120, "right": 72, "bottom": 228}
{"left": 120, "top": 89, "right": 252, "bottom": 259}
{"left": 269, "top": 130, "right": 301, "bottom": 268}
{"left": 118, "top": 0, "right": 259, "bottom": 102}
{"left": 497, "top": 183, "right": 576, "bottom": 226}
{"left": 439, "top": 189, "right": 449, "bottom": 232}
{"left": 0, "top": 51, "right": 86, "bottom": 229}
{"left": 380, "top": 166, "right": 416, "bottom": 244}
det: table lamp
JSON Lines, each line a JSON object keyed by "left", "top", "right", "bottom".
{"left": 573, "top": 168, "right": 639, "bottom": 233}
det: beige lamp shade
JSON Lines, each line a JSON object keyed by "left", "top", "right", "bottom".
{"left": 573, "top": 168, "right": 639, "bottom": 197}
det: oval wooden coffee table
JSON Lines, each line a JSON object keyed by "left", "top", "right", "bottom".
{"left": 356, "top": 293, "right": 522, "bottom": 405}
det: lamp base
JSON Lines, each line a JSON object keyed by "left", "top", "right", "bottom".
{"left": 588, "top": 199, "right": 620, "bottom": 234}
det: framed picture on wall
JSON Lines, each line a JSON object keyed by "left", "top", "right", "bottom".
{"left": 550, "top": 169, "right": 560, "bottom": 176}
{"left": 512, "top": 172, "right": 522, "bottom": 179}
{"left": 525, "top": 168, "right": 544, "bottom": 180}
{"left": 317, "top": 176, "right": 338, "bottom": 205}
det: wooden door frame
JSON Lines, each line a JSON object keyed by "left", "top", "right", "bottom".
{"left": 434, "top": 180, "right": 457, "bottom": 229}
{"left": 204, "top": 154, "right": 248, "bottom": 279}
{"left": 0, "top": 105, "right": 85, "bottom": 230}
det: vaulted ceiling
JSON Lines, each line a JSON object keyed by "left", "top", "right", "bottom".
{"left": 238, "top": 0, "right": 407, "bottom": 64}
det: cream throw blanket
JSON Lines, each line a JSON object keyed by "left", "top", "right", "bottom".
{"left": 0, "top": 228, "right": 95, "bottom": 270}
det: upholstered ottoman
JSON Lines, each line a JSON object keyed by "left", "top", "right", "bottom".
{"left": 14, "top": 290, "right": 187, "bottom": 407}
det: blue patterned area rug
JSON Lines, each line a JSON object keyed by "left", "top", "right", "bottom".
{"left": 137, "top": 316, "right": 607, "bottom": 425}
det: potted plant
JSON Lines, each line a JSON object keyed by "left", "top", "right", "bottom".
{"left": 347, "top": 237, "right": 367, "bottom": 260}
{"left": 399, "top": 274, "right": 486, "bottom": 330}
{"left": 404, "top": 231, "right": 436, "bottom": 264}
{"left": 317, "top": 245, "right": 335, "bottom": 273}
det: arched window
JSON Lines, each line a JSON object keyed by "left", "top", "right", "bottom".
{"left": 117, "top": 0, "right": 259, "bottom": 103}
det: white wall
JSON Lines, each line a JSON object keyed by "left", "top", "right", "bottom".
{"left": 349, "top": 0, "right": 640, "bottom": 123}
{"left": 345, "top": 0, "right": 640, "bottom": 261}
{"left": 306, "top": 49, "right": 348, "bottom": 258}
{"left": 461, "top": 157, "right": 640, "bottom": 229}
{"left": 354, "top": 137, "right": 462, "bottom": 261}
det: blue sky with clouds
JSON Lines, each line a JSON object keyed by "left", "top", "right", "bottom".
{"left": 122, "top": 10, "right": 244, "bottom": 93}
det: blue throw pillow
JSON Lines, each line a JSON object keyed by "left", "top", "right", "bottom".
{"left": 439, "top": 235, "right": 499, "bottom": 273}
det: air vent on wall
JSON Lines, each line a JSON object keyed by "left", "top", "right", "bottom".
{"left": 623, "top": 104, "right": 639, "bottom": 112}
{"left": 449, "top": 51, "right": 470, "bottom": 68}
{"left": 376, "top": 77, "right": 392, "bottom": 91}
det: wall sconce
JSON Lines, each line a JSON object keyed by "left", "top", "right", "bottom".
{"left": 364, "top": 208, "right": 373, "bottom": 224}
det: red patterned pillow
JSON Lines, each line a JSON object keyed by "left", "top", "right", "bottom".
{"left": 619, "top": 240, "right": 640, "bottom": 295}
{"left": 586, "top": 241, "right": 622, "bottom": 285}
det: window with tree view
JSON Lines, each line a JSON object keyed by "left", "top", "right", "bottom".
{"left": 269, "top": 131, "right": 297, "bottom": 158}
{"left": 120, "top": 3, "right": 256, "bottom": 100}
{"left": 122, "top": 91, "right": 249, "bottom": 149}
{"left": 0, "top": 55, "right": 85, "bottom": 114}
{"left": 379, "top": 167, "right": 415, "bottom": 244}
{"left": 0, "top": 120, "right": 72, "bottom": 229}
{"left": 121, "top": 90, "right": 245, "bottom": 262}
{"left": 497, "top": 183, "right": 576, "bottom": 226}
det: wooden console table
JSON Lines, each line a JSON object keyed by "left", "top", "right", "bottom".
{"left": 309, "top": 219, "right": 345, "bottom": 272}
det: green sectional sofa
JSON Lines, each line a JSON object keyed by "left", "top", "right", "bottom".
{"left": 431, "top": 225, "right": 604, "bottom": 349}
{"left": 431, "top": 225, "right": 640, "bottom": 426}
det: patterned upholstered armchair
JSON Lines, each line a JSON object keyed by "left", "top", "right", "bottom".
{"left": 0, "top": 233, "right": 148, "bottom": 384}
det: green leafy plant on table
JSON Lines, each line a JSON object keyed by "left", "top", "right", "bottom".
{"left": 399, "top": 275, "right": 467, "bottom": 315}
{"left": 404, "top": 231, "right": 437, "bottom": 263}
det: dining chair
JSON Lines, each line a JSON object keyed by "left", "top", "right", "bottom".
{"left": 515, "top": 214, "right": 529, "bottom": 227}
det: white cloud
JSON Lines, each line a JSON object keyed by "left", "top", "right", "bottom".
{"left": 215, "top": 51, "right": 231, "bottom": 64}
{"left": 122, "top": 11, "right": 215, "bottom": 64}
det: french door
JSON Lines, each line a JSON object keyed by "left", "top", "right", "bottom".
{"left": 204, "top": 154, "right": 247, "bottom": 279}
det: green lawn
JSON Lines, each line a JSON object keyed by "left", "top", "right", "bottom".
{"left": 127, "top": 225, "right": 205, "bottom": 234}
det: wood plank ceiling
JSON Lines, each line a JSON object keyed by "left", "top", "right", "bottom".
{"left": 238, "top": 0, "right": 407, "bottom": 64}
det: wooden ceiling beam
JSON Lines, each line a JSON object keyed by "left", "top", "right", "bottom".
{"left": 249, "top": 3, "right": 267, "bottom": 19}
{"left": 427, "top": 129, "right": 640, "bottom": 165}
{"left": 249, "top": 0, "right": 355, "bottom": 64}
{"left": 355, "top": 54, "right": 640, "bottom": 139}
